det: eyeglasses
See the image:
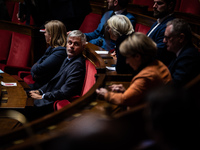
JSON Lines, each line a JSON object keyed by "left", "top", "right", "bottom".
{"left": 164, "top": 35, "right": 176, "bottom": 42}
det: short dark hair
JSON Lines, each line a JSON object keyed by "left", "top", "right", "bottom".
{"left": 118, "top": 0, "right": 130, "bottom": 8}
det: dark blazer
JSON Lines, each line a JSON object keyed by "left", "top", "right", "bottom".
{"left": 85, "top": 10, "right": 136, "bottom": 51}
{"left": 30, "top": 46, "right": 67, "bottom": 89}
{"left": 147, "top": 15, "right": 176, "bottom": 65}
{"left": 34, "top": 54, "right": 86, "bottom": 107}
{"left": 168, "top": 44, "right": 200, "bottom": 87}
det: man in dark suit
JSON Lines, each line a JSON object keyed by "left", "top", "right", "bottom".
{"left": 29, "top": 30, "right": 86, "bottom": 116}
{"left": 85, "top": 0, "right": 136, "bottom": 51}
{"left": 147, "top": 0, "right": 176, "bottom": 65}
{"left": 163, "top": 18, "right": 200, "bottom": 87}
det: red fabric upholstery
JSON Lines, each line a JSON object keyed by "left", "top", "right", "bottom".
{"left": 53, "top": 95, "right": 80, "bottom": 111}
{"left": 54, "top": 59, "right": 97, "bottom": 111}
{"left": 174, "top": 0, "right": 181, "bottom": 11}
{"left": 179, "top": 0, "right": 200, "bottom": 15}
{"left": 81, "top": 59, "right": 97, "bottom": 95}
{"left": 132, "top": 0, "right": 181, "bottom": 11}
{"left": 0, "top": 30, "right": 12, "bottom": 62}
{"left": 132, "top": 0, "right": 154, "bottom": 11}
{"left": 5, "top": 1, "right": 15, "bottom": 18}
{"left": 135, "top": 23, "right": 151, "bottom": 34}
{"left": 23, "top": 74, "right": 35, "bottom": 84}
{"left": 79, "top": 13, "right": 102, "bottom": 33}
{"left": 6, "top": 32, "right": 32, "bottom": 68}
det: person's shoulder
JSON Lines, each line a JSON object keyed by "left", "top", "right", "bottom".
{"left": 103, "top": 10, "right": 113, "bottom": 16}
{"left": 179, "top": 44, "right": 199, "bottom": 57}
{"left": 53, "top": 46, "right": 66, "bottom": 50}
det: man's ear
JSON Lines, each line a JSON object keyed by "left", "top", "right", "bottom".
{"left": 179, "top": 33, "right": 185, "bottom": 43}
{"left": 114, "top": 0, "right": 118, "bottom": 6}
{"left": 135, "top": 53, "right": 141, "bottom": 60}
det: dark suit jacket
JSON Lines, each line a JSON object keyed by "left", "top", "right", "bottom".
{"left": 168, "top": 44, "right": 200, "bottom": 87}
{"left": 30, "top": 46, "right": 67, "bottom": 89}
{"left": 34, "top": 54, "right": 86, "bottom": 107}
{"left": 85, "top": 10, "right": 136, "bottom": 51}
{"left": 147, "top": 15, "right": 176, "bottom": 65}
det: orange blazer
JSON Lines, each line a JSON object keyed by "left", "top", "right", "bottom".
{"left": 104, "top": 60, "right": 172, "bottom": 107}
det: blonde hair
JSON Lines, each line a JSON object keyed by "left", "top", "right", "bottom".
{"left": 119, "top": 32, "right": 157, "bottom": 63}
{"left": 45, "top": 20, "right": 67, "bottom": 47}
{"left": 107, "top": 14, "right": 134, "bottom": 39}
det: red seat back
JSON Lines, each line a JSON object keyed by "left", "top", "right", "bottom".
{"left": 135, "top": 23, "right": 151, "bottom": 34}
{"left": 81, "top": 59, "right": 97, "bottom": 95}
{"left": 179, "top": 0, "right": 200, "bottom": 15}
{"left": 132, "top": 0, "right": 154, "bottom": 11}
{"left": 0, "top": 30, "right": 12, "bottom": 62}
{"left": 79, "top": 13, "right": 102, "bottom": 33}
{"left": 54, "top": 58, "right": 97, "bottom": 111}
{"left": 6, "top": 32, "right": 32, "bottom": 67}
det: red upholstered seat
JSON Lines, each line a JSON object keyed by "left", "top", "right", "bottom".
{"left": 0, "top": 31, "right": 32, "bottom": 72}
{"left": 23, "top": 74, "right": 35, "bottom": 85}
{"left": 135, "top": 23, "right": 151, "bottom": 34}
{"left": 179, "top": 0, "right": 200, "bottom": 15}
{"left": 6, "top": 32, "right": 32, "bottom": 67}
{"left": 54, "top": 59, "right": 97, "bottom": 111}
{"left": 0, "top": 30, "right": 12, "bottom": 62}
{"left": 79, "top": 13, "right": 102, "bottom": 33}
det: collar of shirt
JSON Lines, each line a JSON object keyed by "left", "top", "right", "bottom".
{"left": 114, "top": 8, "right": 126, "bottom": 15}
{"left": 67, "top": 57, "right": 71, "bottom": 61}
{"left": 157, "top": 13, "right": 173, "bottom": 24}
{"left": 176, "top": 48, "right": 183, "bottom": 57}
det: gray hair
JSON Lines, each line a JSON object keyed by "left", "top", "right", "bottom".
{"left": 67, "top": 30, "right": 87, "bottom": 45}
{"left": 167, "top": 18, "right": 192, "bottom": 42}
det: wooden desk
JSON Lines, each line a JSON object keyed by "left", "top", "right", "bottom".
{"left": 0, "top": 73, "right": 32, "bottom": 109}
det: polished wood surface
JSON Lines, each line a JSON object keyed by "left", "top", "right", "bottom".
{"left": 0, "top": 73, "right": 31, "bottom": 109}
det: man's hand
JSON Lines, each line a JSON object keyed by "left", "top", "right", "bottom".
{"left": 29, "top": 90, "right": 40, "bottom": 94}
{"left": 29, "top": 90, "right": 42, "bottom": 99}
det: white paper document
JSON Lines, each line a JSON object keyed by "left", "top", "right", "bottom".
{"left": 95, "top": 50, "right": 109, "bottom": 54}
{"left": 1, "top": 81, "right": 17, "bottom": 86}
{"left": 106, "top": 66, "right": 116, "bottom": 71}
{"left": 0, "top": 69, "right": 4, "bottom": 73}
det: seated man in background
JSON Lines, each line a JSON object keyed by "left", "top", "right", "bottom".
{"left": 29, "top": 30, "right": 86, "bottom": 118}
{"left": 164, "top": 18, "right": 200, "bottom": 87}
{"left": 147, "top": 0, "right": 176, "bottom": 66}
{"left": 85, "top": 0, "right": 136, "bottom": 51}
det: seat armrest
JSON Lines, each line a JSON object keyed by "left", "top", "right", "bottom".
{"left": 4, "top": 65, "right": 31, "bottom": 75}
{"left": 18, "top": 71, "right": 31, "bottom": 79}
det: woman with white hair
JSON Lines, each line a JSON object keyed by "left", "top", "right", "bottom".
{"left": 106, "top": 14, "right": 134, "bottom": 74}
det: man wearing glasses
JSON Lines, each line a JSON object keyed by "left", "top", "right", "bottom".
{"left": 164, "top": 18, "right": 200, "bottom": 87}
